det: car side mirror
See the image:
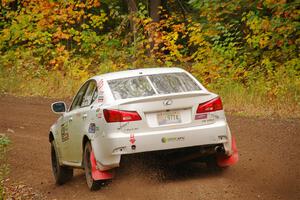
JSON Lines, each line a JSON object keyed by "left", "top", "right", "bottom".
{"left": 51, "top": 102, "right": 67, "bottom": 114}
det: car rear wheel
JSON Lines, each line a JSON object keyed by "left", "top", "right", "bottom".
{"left": 84, "top": 142, "right": 104, "bottom": 190}
{"left": 51, "top": 141, "right": 73, "bottom": 185}
{"left": 205, "top": 155, "right": 228, "bottom": 170}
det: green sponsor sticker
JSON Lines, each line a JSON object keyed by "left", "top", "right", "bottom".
{"left": 161, "top": 136, "right": 185, "bottom": 143}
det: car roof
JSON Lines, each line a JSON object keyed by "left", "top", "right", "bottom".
{"left": 91, "top": 67, "right": 186, "bottom": 81}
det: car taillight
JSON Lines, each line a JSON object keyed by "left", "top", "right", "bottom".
{"left": 196, "top": 97, "right": 223, "bottom": 113}
{"left": 103, "top": 109, "right": 142, "bottom": 123}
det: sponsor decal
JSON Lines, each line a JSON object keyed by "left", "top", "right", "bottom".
{"left": 98, "top": 97, "right": 104, "bottom": 103}
{"left": 118, "top": 122, "right": 129, "bottom": 130}
{"left": 98, "top": 91, "right": 104, "bottom": 103}
{"left": 195, "top": 113, "right": 207, "bottom": 120}
{"left": 97, "top": 79, "right": 104, "bottom": 90}
{"left": 161, "top": 136, "right": 185, "bottom": 143}
{"left": 97, "top": 80, "right": 104, "bottom": 103}
{"left": 96, "top": 108, "right": 102, "bottom": 118}
{"left": 88, "top": 123, "right": 96, "bottom": 133}
{"left": 201, "top": 118, "right": 215, "bottom": 124}
{"left": 61, "top": 123, "right": 69, "bottom": 142}
{"left": 124, "top": 127, "right": 138, "bottom": 132}
{"left": 96, "top": 112, "right": 102, "bottom": 118}
{"left": 129, "top": 134, "right": 136, "bottom": 144}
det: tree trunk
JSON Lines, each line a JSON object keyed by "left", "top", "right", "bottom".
{"left": 126, "top": 0, "right": 138, "bottom": 42}
{"left": 148, "top": 0, "right": 161, "bottom": 54}
{"left": 149, "top": 0, "right": 161, "bottom": 22}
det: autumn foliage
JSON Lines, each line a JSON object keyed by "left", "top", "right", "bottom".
{"left": 0, "top": 0, "right": 299, "bottom": 117}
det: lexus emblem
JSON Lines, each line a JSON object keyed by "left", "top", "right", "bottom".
{"left": 163, "top": 99, "right": 173, "bottom": 106}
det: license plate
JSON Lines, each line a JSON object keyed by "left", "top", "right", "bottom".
{"left": 157, "top": 111, "right": 181, "bottom": 125}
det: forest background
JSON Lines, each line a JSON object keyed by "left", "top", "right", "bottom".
{"left": 0, "top": 0, "right": 299, "bottom": 118}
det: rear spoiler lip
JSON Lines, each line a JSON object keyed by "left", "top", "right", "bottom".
{"left": 117, "top": 91, "right": 214, "bottom": 106}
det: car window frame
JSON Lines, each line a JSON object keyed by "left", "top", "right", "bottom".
{"left": 69, "top": 79, "right": 97, "bottom": 112}
{"left": 80, "top": 80, "right": 98, "bottom": 108}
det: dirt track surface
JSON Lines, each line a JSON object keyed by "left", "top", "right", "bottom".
{"left": 0, "top": 95, "right": 299, "bottom": 200}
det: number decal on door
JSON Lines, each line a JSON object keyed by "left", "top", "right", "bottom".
{"left": 61, "top": 123, "right": 69, "bottom": 142}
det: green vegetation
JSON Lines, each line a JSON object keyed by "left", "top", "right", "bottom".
{"left": 0, "top": 0, "right": 299, "bottom": 118}
{"left": 0, "top": 134, "right": 10, "bottom": 200}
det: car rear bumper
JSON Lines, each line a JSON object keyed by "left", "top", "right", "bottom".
{"left": 92, "top": 120, "right": 232, "bottom": 170}
{"left": 111, "top": 120, "right": 230, "bottom": 154}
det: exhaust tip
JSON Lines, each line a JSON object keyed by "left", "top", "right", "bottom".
{"left": 215, "top": 145, "right": 225, "bottom": 154}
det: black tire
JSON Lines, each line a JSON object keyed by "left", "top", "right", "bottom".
{"left": 205, "top": 155, "right": 228, "bottom": 171}
{"left": 84, "top": 142, "right": 104, "bottom": 191}
{"left": 206, "top": 155, "right": 218, "bottom": 168}
{"left": 51, "top": 141, "right": 73, "bottom": 185}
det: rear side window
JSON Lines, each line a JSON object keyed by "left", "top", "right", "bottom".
{"left": 81, "top": 81, "right": 97, "bottom": 107}
{"left": 108, "top": 76, "right": 155, "bottom": 100}
{"left": 149, "top": 73, "right": 200, "bottom": 94}
{"left": 69, "top": 82, "right": 89, "bottom": 111}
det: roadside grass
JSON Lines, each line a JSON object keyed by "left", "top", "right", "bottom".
{"left": 214, "top": 83, "right": 300, "bottom": 119}
{"left": 0, "top": 134, "right": 10, "bottom": 200}
{"left": 0, "top": 70, "right": 81, "bottom": 98}
{"left": 0, "top": 69, "right": 299, "bottom": 119}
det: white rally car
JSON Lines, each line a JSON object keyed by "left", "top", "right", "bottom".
{"left": 50, "top": 67, "right": 238, "bottom": 190}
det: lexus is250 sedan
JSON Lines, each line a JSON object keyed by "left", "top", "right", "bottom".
{"left": 49, "top": 67, "right": 238, "bottom": 190}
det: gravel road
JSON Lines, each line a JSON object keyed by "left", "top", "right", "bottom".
{"left": 0, "top": 95, "right": 299, "bottom": 200}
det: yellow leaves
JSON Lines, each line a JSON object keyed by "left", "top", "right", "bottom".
{"left": 0, "top": 28, "right": 10, "bottom": 42}
{"left": 193, "top": 63, "right": 221, "bottom": 84}
{"left": 81, "top": 24, "right": 90, "bottom": 30}
{"left": 259, "top": 36, "right": 269, "bottom": 48}
{"left": 90, "top": 13, "right": 108, "bottom": 29}
{"left": 143, "top": 18, "right": 152, "bottom": 24}
{"left": 145, "top": 44, "right": 151, "bottom": 49}
{"left": 48, "top": 45, "right": 70, "bottom": 71}
{"left": 261, "top": 19, "right": 270, "bottom": 31}
{"left": 265, "top": 0, "right": 286, "bottom": 6}
{"left": 189, "top": 34, "right": 205, "bottom": 46}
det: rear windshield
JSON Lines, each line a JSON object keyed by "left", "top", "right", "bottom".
{"left": 149, "top": 73, "right": 200, "bottom": 94}
{"left": 108, "top": 72, "right": 201, "bottom": 100}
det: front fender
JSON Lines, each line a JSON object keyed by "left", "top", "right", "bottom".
{"left": 49, "top": 124, "right": 63, "bottom": 165}
{"left": 49, "top": 124, "right": 57, "bottom": 142}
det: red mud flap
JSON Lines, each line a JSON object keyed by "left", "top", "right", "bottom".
{"left": 90, "top": 150, "right": 114, "bottom": 181}
{"left": 217, "top": 135, "right": 239, "bottom": 167}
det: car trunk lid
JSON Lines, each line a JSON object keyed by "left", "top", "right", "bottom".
{"left": 116, "top": 91, "right": 218, "bottom": 134}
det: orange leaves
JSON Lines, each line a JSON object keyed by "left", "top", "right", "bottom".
{"left": 171, "top": 23, "right": 185, "bottom": 33}
{"left": 53, "top": 28, "right": 70, "bottom": 41}
{"left": 56, "top": 45, "right": 65, "bottom": 52}
{"left": 1, "top": 0, "right": 108, "bottom": 56}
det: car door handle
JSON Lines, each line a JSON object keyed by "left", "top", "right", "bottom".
{"left": 82, "top": 114, "right": 87, "bottom": 119}
{"left": 69, "top": 117, "right": 73, "bottom": 122}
